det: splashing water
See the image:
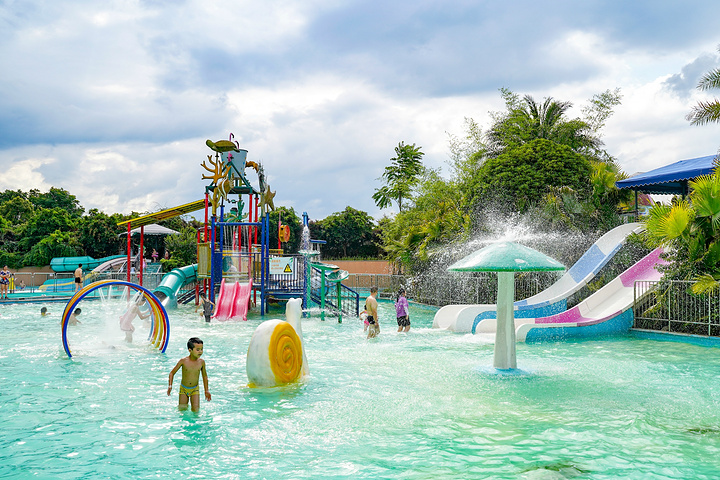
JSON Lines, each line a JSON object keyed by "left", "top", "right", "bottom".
{"left": 301, "top": 225, "right": 311, "bottom": 252}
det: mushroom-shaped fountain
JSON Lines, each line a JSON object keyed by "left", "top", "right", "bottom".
{"left": 448, "top": 241, "right": 565, "bottom": 370}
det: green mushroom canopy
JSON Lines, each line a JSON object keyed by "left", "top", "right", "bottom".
{"left": 448, "top": 241, "right": 565, "bottom": 273}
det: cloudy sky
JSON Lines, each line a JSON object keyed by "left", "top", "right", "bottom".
{"left": 1, "top": 1, "right": 720, "bottom": 222}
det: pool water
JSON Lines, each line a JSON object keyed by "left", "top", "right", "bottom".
{"left": 3, "top": 299, "right": 720, "bottom": 479}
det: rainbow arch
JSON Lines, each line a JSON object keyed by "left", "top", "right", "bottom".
{"left": 61, "top": 280, "right": 170, "bottom": 358}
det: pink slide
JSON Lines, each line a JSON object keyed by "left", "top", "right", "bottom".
{"left": 212, "top": 278, "right": 253, "bottom": 321}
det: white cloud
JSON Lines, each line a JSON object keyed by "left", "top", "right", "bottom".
{"left": 0, "top": 157, "right": 54, "bottom": 191}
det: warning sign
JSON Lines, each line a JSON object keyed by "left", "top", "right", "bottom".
{"left": 270, "top": 257, "right": 294, "bottom": 275}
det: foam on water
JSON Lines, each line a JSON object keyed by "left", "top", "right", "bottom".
{"left": 3, "top": 299, "right": 720, "bottom": 479}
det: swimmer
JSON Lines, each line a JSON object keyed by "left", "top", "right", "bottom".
{"left": 360, "top": 310, "right": 369, "bottom": 332}
{"left": 365, "top": 286, "right": 379, "bottom": 339}
{"left": 119, "top": 296, "right": 150, "bottom": 342}
{"left": 167, "top": 337, "right": 211, "bottom": 412}
{"left": 67, "top": 308, "right": 81, "bottom": 326}
{"left": 195, "top": 293, "right": 215, "bottom": 323}
{"left": 41, "top": 307, "right": 50, "bottom": 316}
{"left": 395, "top": 288, "right": 410, "bottom": 333}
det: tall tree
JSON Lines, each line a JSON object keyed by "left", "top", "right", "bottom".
{"left": 372, "top": 142, "right": 425, "bottom": 212}
{"left": 485, "top": 90, "right": 602, "bottom": 158}
{"left": 686, "top": 45, "right": 720, "bottom": 126}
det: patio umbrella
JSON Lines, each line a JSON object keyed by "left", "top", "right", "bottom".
{"left": 448, "top": 241, "right": 565, "bottom": 370}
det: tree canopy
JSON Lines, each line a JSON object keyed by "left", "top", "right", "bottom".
{"left": 475, "top": 139, "right": 593, "bottom": 211}
{"left": 311, "top": 206, "right": 381, "bottom": 259}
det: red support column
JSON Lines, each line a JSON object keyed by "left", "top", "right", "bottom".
{"left": 139, "top": 226, "right": 144, "bottom": 286}
{"left": 126, "top": 223, "right": 132, "bottom": 282}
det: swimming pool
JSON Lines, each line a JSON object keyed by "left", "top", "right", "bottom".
{"left": 3, "top": 299, "right": 720, "bottom": 479}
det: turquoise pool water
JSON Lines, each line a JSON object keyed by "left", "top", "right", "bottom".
{"left": 3, "top": 299, "right": 720, "bottom": 479}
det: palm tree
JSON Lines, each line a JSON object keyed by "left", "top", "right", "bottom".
{"left": 686, "top": 45, "right": 720, "bottom": 126}
{"left": 486, "top": 95, "right": 601, "bottom": 157}
{"left": 643, "top": 171, "right": 720, "bottom": 293}
{"left": 372, "top": 142, "right": 425, "bottom": 212}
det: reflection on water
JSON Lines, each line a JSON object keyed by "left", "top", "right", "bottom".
{"left": 2, "top": 300, "right": 720, "bottom": 479}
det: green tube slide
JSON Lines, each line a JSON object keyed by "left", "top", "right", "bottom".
{"left": 153, "top": 264, "right": 197, "bottom": 309}
{"left": 50, "top": 255, "right": 126, "bottom": 272}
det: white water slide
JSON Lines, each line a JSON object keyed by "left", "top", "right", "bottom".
{"left": 432, "top": 223, "right": 644, "bottom": 333}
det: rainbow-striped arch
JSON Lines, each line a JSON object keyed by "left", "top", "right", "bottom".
{"left": 61, "top": 280, "right": 170, "bottom": 358}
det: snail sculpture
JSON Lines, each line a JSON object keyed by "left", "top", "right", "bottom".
{"left": 246, "top": 298, "right": 308, "bottom": 387}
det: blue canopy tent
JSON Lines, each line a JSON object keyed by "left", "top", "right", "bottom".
{"left": 615, "top": 154, "right": 717, "bottom": 195}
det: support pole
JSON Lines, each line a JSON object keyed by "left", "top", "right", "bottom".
{"left": 126, "top": 223, "right": 132, "bottom": 282}
{"left": 494, "top": 271, "right": 517, "bottom": 370}
{"left": 139, "top": 226, "right": 144, "bottom": 286}
{"left": 336, "top": 281, "right": 342, "bottom": 324}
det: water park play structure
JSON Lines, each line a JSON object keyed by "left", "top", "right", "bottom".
{"left": 246, "top": 298, "right": 308, "bottom": 387}
{"left": 113, "top": 135, "right": 357, "bottom": 322}
{"left": 60, "top": 280, "right": 170, "bottom": 358}
{"left": 433, "top": 222, "right": 644, "bottom": 333}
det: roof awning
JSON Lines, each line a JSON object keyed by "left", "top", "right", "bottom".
{"left": 117, "top": 224, "right": 180, "bottom": 236}
{"left": 615, "top": 154, "right": 717, "bottom": 194}
{"left": 117, "top": 199, "right": 205, "bottom": 229}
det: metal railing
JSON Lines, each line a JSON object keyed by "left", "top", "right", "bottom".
{"left": 634, "top": 280, "right": 720, "bottom": 336}
{"left": 309, "top": 267, "right": 360, "bottom": 317}
{"left": 344, "top": 271, "right": 560, "bottom": 307}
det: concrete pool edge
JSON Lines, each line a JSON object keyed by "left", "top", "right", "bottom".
{"left": 630, "top": 328, "right": 720, "bottom": 348}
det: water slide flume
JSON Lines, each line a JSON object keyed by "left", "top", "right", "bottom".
{"left": 434, "top": 223, "right": 643, "bottom": 332}
{"left": 448, "top": 242, "right": 565, "bottom": 370}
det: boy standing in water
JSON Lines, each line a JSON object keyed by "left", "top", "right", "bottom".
{"left": 167, "top": 337, "right": 211, "bottom": 412}
{"left": 196, "top": 294, "right": 215, "bottom": 323}
{"left": 365, "top": 286, "right": 379, "bottom": 339}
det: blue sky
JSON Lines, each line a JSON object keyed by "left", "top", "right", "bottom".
{"left": 1, "top": 0, "right": 720, "bottom": 221}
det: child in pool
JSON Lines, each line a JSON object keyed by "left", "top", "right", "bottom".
{"left": 167, "top": 337, "right": 211, "bottom": 412}
{"left": 360, "top": 310, "right": 370, "bottom": 332}
{"left": 395, "top": 288, "right": 410, "bottom": 332}
{"left": 67, "top": 308, "right": 81, "bottom": 325}
{"left": 195, "top": 294, "right": 215, "bottom": 323}
{"left": 41, "top": 307, "right": 50, "bottom": 316}
{"left": 119, "top": 296, "right": 150, "bottom": 342}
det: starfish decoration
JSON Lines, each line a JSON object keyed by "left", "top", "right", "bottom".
{"left": 261, "top": 184, "right": 276, "bottom": 213}
{"left": 201, "top": 154, "right": 232, "bottom": 215}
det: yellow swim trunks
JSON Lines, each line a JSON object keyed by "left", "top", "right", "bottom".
{"left": 179, "top": 384, "right": 199, "bottom": 397}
